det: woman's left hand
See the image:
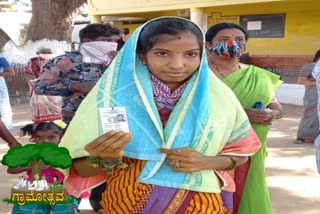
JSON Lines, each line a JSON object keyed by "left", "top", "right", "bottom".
{"left": 245, "top": 108, "right": 272, "bottom": 124}
{"left": 160, "top": 147, "right": 209, "bottom": 172}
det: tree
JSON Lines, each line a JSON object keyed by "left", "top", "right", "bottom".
{"left": 1, "top": 143, "right": 72, "bottom": 179}
{"left": 26, "top": 0, "right": 87, "bottom": 42}
{"left": 0, "top": 28, "right": 10, "bottom": 49}
{"left": 0, "top": 0, "right": 13, "bottom": 48}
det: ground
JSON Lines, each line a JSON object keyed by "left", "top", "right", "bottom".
{"left": 0, "top": 103, "right": 319, "bottom": 214}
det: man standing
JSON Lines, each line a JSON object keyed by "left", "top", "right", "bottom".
{"left": 35, "top": 23, "right": 121, "bottom": 124}
{"left": 34, "top": 23, "right": 121, "bottom": 212}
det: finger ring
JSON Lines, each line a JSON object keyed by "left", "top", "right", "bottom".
{"left": 174, "top": 160, "right": 180, "bottom": 168}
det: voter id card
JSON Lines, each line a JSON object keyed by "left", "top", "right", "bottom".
{"left": 99, "top": 107, "right": 129, "bottom": 133}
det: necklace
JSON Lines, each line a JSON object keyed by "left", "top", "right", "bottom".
{"left": 210, "top": 62, "right": 242, "bottom": 78}
{"left": 211, "top": 64, "right": 225, "bottom": 77}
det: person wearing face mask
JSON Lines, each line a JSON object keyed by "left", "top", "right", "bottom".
{"left": 34, "top": 24, "right": 121, "bottom": 125}
{"left": 34, "top": 23, "right": 121, "bottom": 212}
{"left": 205, "top": 22, "right": 283, "bottom": 214}
{"left": 24, "top": 47, "right": 62, "bottom": 123}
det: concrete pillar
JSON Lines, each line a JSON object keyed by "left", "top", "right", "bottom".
{"left": 190, "top": 8, "right": 204, "bottom": 27}
{"left": 90, "top": 15, "right": 102, "bottom": 23}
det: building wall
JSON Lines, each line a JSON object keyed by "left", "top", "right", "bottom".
{"left": 89, "top": 0, "right": 319, "bottom": 74}
{"left": 92, "top": 0, "right": 319, "bottom": 56}
{"left": 88, "top": 0, "right": 284, "bottom": 15}
{"left": 204, "top": 1, "right": 320, "bottom": 56}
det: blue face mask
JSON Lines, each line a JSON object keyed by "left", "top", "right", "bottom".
{"left": 212, "top": 40, "right": 242, "bottom": 59}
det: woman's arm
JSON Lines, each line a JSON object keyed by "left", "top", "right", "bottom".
{"left": 0, "top": 119, "right": 21, "bottom": 148}
{"left": 203, "top": 155, "right": 248, "bottom": 170}
{"left": 297, "top": 76, "right": 316, "bottom": 86}
{"left": 297, "top": 64, "right": 316, "bottom": 86}
{"left": 73, "top": 157, "right": 106, "bottom": 177}
{"left": 160, "top": 147, "right": 248, "bottom": 172}
{"left": 267, "top": 96, "right": 283, "bottom": 121}
{"left": 0, "top": 67, "right": 15, "bottom": 78}
{"left": 73, "top": 131, "right": 132, "bottom": 178}
{"left": 246, "top": 97, "right": 282, "bottom": 125}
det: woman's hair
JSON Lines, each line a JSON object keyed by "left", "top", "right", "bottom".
{"left": 79, "top": 23, "right": 121, "bottom": 42}
{"left": 313, "top": 50, "right": 320, "bottom": 62}
{"left": 205, "top": 22, "right": 249, "bottom": 42}
{"left": 20, "top": 122, "right": 65, "bottom": 138}
{"left": 121, "top": 28, "right": 130, "bottom": 35}
{"left": 137, "top": 18, "right": 203, "bottom": 54}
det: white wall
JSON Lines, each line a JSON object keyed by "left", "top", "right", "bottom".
{"left": 276, "top": 83, "right": 304, "bottom": 106}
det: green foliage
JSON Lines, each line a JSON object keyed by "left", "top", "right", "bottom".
{"left": 1, "top": 144, "right": 40, "bottom": 167}
{"left": 41, "top": 143, "right": 72, "bottom": 169}
{"left": 1, "top": 143, "right": 72, "bottom": 169}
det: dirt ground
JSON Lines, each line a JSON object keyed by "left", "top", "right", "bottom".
{"left": 0, "top": 103, "right": 319, "bottom": 214}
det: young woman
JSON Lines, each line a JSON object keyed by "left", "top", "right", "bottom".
{"left": 205, "top": 22, "right": 283, "bottom": 214}
{"left": 59, "top": 17, "right": 261, "bottom": 213}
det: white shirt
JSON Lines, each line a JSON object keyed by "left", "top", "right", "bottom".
{"left": 37, "top": 179, "right": 49, "bottom": 190}
{"left": 28, "top": 180, "right": 41, "bottom": 190}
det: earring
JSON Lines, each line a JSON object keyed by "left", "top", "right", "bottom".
{"left": 141, "top": 59, "right": 147, "bottom": 64}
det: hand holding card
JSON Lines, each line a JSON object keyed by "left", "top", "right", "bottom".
{"left": 85, "top": 131, "right": 132, "bottom": 160}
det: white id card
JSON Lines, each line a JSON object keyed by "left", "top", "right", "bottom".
{"left": 99, "top": 107, "right": 129, "bottom": 133}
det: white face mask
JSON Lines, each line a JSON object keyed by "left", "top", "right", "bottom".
{"left": 79, "top": 41, "right": 118, "bottom": 64}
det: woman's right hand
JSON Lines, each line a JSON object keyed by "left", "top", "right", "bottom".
{"left": 84, "top": 131, "right": 132, "bottom": 160}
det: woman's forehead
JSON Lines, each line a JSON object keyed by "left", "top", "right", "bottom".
{"left": 215, "top": 28, "right": 245, "bottom": 38}
{"left": 34, "top": 130, "right": 58, "bottom": 136}
{"left": 151, "top": 32, "right": 200, "bottom": 49}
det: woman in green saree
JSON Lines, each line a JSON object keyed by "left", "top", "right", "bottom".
{"left": 205, "top": 22, "right": 283, "bottom": 214}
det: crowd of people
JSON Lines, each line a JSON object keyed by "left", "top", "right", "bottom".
{"left": 0, "top": 17, "right": 318, "bottom": 214}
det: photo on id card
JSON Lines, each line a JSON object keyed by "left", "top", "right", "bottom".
{"left": 99, "top": 107, "right": 129, "bottom": 133}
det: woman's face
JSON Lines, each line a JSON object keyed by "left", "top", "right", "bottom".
{"left": 32, "top": 130, "right": 61, "bottom": 144}
{"left": 207, "top": 28, "right": 246, "bottom": 53}
{"left": 140, "top": 31, "right": 201, "bottom": 91}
